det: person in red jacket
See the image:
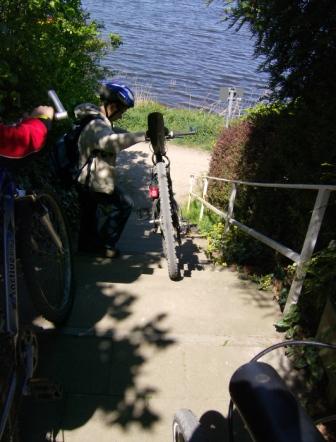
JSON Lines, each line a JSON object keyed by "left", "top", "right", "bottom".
{"left": 0, "top": 105, "right": 54, "bottom": 158}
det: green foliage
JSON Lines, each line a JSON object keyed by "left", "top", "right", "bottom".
{"left": 250, "top": 273, "right": 274, "bottom": 291}
{"left": 273, "top": 246, "right": 336, "bottom": 414}
{"left": 205, "top": 223, "right": 267, "bottom": 267}
{"left": 0, "top": 0, "right": 122, "bottom": 236}
{"left": 275, "top": 304, "right": 301, "bottom": 333}
{"left": 209, "top": 0, "right": 336, "bottom": 107}
{"left": 204, "top": 0, "right": 336, "bottom": 415}
{"left": 301, "top": 244, "right": 336, "bottom": 332}
{"left": 207, "top": 102, "right": 336, "bottom": 274}
{"left": 119, "top": 101, "right": 223, "bottom": 151}
{"left": 109, "top": 33, "right": 123, "bottom": 49}
{"left": 274, "top": 304, "right": 327, "bottom": 414}
{"left": 274, "top": 245, "right": 336, "bottom": 338}
{"left": 0, "top": 0, "right": 116, "bottom": 118}
{"left": 181, "top": 200, "right": 221, "bottom": 235}
{"left": 206, "top": 222, "right": 226, "bottom": 264}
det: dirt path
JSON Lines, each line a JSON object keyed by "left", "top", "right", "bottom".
{"left": 117, "top": 142, "right": 211, "bottom": 208}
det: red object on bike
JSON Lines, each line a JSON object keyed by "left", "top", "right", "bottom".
{"left": 0, "top": 118, "right": 48, "bottom": 158}
{"left": 149, "top": 185, "right": 159, "bottom": 199}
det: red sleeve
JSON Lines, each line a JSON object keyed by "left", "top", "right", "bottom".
{"left": 0, "top": 118, "right": 49, "bottom": 158}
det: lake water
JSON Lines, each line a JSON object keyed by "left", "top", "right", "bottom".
{"left": 81, "top": 0, "right": 268, "bottom": 111}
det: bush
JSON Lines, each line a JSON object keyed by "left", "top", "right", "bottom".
{"left": 0, "top": 0, "right": 119, "bottom": 236}
{"left": 0, "top": 0, "right": 113, "bottom": 118}
{"left": 207, "top": 102, "right": 336, "bottom": 271}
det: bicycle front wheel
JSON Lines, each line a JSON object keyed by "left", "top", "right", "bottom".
{"left": 156, "top": 162, "right": 180, "bottom": 281}
{"left": 173, "top": 409, "right": 205, "bottom": 442}
{"left": 148, "top": 112, "right": 165, "bottom": 154}
{"left": 19, "top": 193, "right": 74, "bottom": 324}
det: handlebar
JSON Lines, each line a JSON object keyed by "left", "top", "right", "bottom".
{"left": 47, "top": 89, "right": 68, "bottom": 120}
{"left": 147, "top": 112, "right": 197, "bottom": 158}
{"left": 166, "top": 129, "right": 197, "bottom": 139}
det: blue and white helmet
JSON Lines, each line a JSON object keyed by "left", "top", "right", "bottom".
{"left": 99, "top": 81, "right": 135, "bottom": 109}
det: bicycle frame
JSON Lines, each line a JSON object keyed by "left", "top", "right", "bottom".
{"left": 0, "top": 168, "right": 39, "bottom": 439}
{"left": 146, "top": 112, "right": 196, "bottom": 280}
{"left": 0, "top": 91, "right": 70, "bottom": 438}
{"left": 0, "top": 168, "right": 18, "bottom": 337}
{"left": 0, "top": 169, "right": 20, "bottom": 439}
{"left": 150, "top": 159, "right": 180, "bottom": 234}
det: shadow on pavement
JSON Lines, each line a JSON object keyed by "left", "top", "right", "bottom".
{"left": 75, "top": 251, "right": 160, "bottom": 284}
{"left": 182, "top": 408, "right": 251, "bottom": 442}
{"left": 20, "top": 252, "right": 176, "bottom": 441}
{"left": 179, "top": 237, "right": 206, "bottom": 278}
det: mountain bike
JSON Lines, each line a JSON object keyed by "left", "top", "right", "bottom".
{"left": 173, "top": 340, "right": 336, "bottom": 442}
{"left": 0, "top": 90, "right": 72, "bottom": 441}
{"left": 146, "top": 112, "right": 195, "bottom": 281}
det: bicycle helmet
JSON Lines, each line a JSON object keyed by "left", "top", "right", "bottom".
{"left": 99, "top": 81, "right": 135, "bottom": 109}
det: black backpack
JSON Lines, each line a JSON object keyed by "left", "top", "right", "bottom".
{"left": 51, "top": 114, "right": 101, "bottom": 187}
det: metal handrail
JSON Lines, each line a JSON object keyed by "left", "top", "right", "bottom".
{"left": 188, "top": 174, "right": 336, "bottom": 315}
{"left": 201, "top": 175, "right": 336, "bottom": 191}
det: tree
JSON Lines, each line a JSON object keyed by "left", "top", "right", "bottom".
{"left": 209, "top": 0, "right": 336, "bottom": 106}
{"left": 0, "top": 0, "right": 120, "bottom": 118}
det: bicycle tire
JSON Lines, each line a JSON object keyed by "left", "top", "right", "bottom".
{"left": 0, "top": 365, "right": 21, "bottom": 442}
{"left": 156, "top": 162, "right": 180, "bottom": 281}
{"left": 148, "top": 112, "right": 165, "bottom": 155}
{"left": 173, "top": 409, "right": 206, "bottom": 442}
{"left": 18, "top": 193, "right": 74, "bottom": 325}
{"left": 2, "top": 413, "right": 20, "bottom": 442}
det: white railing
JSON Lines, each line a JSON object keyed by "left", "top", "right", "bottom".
{"left": 188, "top": 175, "right": 336, "bottom": 315}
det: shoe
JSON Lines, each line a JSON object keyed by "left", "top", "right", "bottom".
{"left": 104, "top": 247, "right": 120, "bottom": 259}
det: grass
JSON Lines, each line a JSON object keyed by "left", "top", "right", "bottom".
{"left": 181, "top": 199, "right": 222, "bottom": 234}
{"left": 117, "top": 100, "right": 224, "bottom": 151}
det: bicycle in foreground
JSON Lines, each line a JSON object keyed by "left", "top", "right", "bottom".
{"left": 173, "top": 340, "right": 336, "bottom": 442}
{"left": 146, "top": 112, "right": 195, "bottom": 281}
{"left": 0, "top": 90, "right": 74, "bottom": 441}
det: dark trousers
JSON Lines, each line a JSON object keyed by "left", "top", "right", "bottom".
{"left": 78, "top": 186, "right": 133, "bottom": 249}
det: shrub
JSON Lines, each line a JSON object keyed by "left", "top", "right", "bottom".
{"left": 0, "top": 0, "right": 119, "bottom": 236}
{"left": 207, "top": 102, "right": 336, "bottom": 272}
{"left": 0, "top": 0, "right": 113, "bottom": 119}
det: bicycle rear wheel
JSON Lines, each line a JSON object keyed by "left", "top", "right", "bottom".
{"left": 156, "top": 162, "right": 181, "bottom": 281}
{"left": 173, "top": 409, "right": 206, "bottom": 442}
{"left": 18, "top": 193, "right": 74, "bottom": 325}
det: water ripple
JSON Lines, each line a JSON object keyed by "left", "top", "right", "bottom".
{"left": 82, "top": 0, "right": 268, "bottom": 110}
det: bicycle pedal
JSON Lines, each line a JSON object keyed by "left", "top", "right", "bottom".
{"left": 28, "top": 377, "right": 63, "bottom": 401}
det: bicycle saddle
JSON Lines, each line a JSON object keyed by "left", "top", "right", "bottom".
{"left": 229, "top": 361, "right": 325, "bottom": 442}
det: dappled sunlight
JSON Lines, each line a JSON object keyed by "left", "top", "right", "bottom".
{"left": 117, "top": 146, "right": 153, "bottom": 209}
{"left": 21, "top": 278, "right": 176, "bottom": 440}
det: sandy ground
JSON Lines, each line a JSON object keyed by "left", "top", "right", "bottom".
{"left": 117, "top": 141, "right": 211, "bottom": 208}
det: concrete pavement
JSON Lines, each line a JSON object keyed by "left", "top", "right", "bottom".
{"left": 21, "top": 213, "right": 285, "bottom": 442}
{"left": 20, "top": 144, "right": 286, "bottom": 441}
